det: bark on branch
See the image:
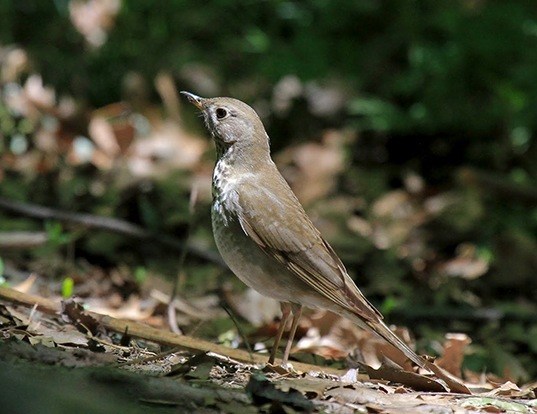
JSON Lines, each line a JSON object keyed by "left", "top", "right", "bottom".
{"left": 0, "top": 285, "right": 343, "bottom": 375}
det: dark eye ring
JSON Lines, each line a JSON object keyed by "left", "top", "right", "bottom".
{"left": 215, "top": 108, "right": 228, "bottom": 119}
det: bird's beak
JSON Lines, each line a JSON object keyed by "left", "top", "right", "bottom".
{"left": 180, "top": 91, "right": 205, "bottom": 110}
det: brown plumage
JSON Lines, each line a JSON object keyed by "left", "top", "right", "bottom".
{"left": 181, "top": 91, "right": 427, "bottom": 369}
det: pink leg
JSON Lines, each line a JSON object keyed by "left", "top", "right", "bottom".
{"left": 282, "top": 305, "right": 302, "bottom": 365}
{"left": 268, "top": 302, "right": 291, "bottom": 365}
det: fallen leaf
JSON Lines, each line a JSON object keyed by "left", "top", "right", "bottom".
{"left": 5, "top": 305, "right": 33, "bottom": 326}
{"left": 69, "top": 0, "right": 121, "bottom": 47}
{"left": 276, "top": 130, "right": 347, "bottom": 204}
{"left": 358, "top": 360, "right": 448, "bottom": 393}
{"left": 13, "top": 274, "right": 37, "bottom": 294}
{"left": 84, "top": 295, "right": 155, "bottom": 321}
{"left": 28, "top": 335, "right": 56, "bottom": 347}
{"left": 460, "top": 396, "right": 532, "bottom": 413}
{"left": 275, "top": 377, "right": 338, "bottom": 399}
{"left": 61, "top": 299, "right": 102, "bottom": 336}
{"left": 437, "top": 243, "right": 489, "bottom": 279}
{"left": 30, "top": 326, "right": 89, "bottom": 347}
{"left": 436, "top": 333, "right": 471, "bottom": 377}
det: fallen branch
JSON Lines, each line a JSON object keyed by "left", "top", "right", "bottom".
{"left": 0, "top": 285, "right": 344, "bottom": 375}
{"left": 0, "top": 196, "right": 225, "bottom": 267}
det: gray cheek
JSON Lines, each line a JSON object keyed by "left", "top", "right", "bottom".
{"left": 218, "top": 124, "right": 238, "bottom": 143}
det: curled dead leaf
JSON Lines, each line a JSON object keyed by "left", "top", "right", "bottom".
{"left": 437, "top": 333, "right": 471, "bottom": 377}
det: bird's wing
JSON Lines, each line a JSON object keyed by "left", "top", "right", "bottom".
{"left": 236, "top": 179, "right": 381, "bottom": 322}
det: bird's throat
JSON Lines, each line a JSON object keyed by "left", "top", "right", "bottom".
{"left": 214, "top": 138, "right": 231, "bottom": 160}
{"left": 212, "top": 154, "right": 240, "bottom": 226}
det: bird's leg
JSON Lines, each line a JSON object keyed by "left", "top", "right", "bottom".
{"left": 268, "top": 302, "right": 291, "bottom": 365}
{"left": 282, "top": 304, "right": 302, "bottom": 365}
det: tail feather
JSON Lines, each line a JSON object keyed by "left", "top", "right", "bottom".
{"left": 346, "top": 313, "right": 472, "bottom": 393}
{"left": 349, "top": 314, "right": 427, "bottom": 369}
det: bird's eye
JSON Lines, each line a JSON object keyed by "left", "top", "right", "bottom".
{"left": 215, "top": 108, "right": 228, "bottom": 119}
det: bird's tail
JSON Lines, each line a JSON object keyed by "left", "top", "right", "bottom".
{"left": 345, "top": 312, "right": 473, "bottom": 393}
{"left": 347, "top": 313, "right": 428, "bottom": 370}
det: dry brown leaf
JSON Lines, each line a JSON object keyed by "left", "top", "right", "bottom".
{"left": 128, "top": 121, "right": 207, "bottom": 177}
{"left": 31, "top": 326, "right": 89, "bottom": 347}
{"left": 275, "top": 377, "right": 337, "bottom": 399}
{"left": 358, "top": 359, "right": 448, "bottom": 393}
{"left": 4, "top": 75, "right": 55, "bottom": 120}
{"left": 150, "top": 289, "right": 222, "bottom": 322}
{"left": 61, "top": 299, "right": 102, "bottom": 336}
{"left": 325, "top": 383, "right": 427, "bottom": 411}
{"left": 84, "top": 295, "right": 155, "bottom": 321}
{"left": 485, "top": 381, "right": 521, "bottom": 397}
{"left": 24, "top": 75, "right": 56, "bottom": 113}
{"left": 276, "top": 130, "right": 347, "bottom": 204}
{"left": 12, "top": 274, "right": 37, "bottom": 294}
{"left": 1, "top": 47, "right": 29, "bottom": 83}
{"left": 437, "top": 243, "right": 489, "bottom": 279}
{"left": 89, "top": 116, "right": 121, "bottom": 157}
{"left": 69, "top": 0, "right": 120, "bottom": 47}
{"left": 370, "top": 190, "right": 427, "bottom": 250}
{"left": 436, "top": 333, "right": 471, "bottom": 377}
{"left": 295, "top": 310, "right": 417, "bottom": 371}
{"left": 5, "top": 305, "right": 32, "bottom": 325}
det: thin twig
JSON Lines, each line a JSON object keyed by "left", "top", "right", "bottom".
{"left": 168, "top": 185, "right": 199, "bottom": 333}
{"left": 220, "top": 301, "right": 254, "bottom": 358}
{"left": 0, "top": 196, "right": 225, "bottom": 267}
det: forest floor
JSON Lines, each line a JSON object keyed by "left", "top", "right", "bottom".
{"left": 0, "top": 281, "right": 535, "bottom": 414}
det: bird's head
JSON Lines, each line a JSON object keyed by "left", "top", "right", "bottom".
{"left": 181, "top": 91, "right": 270, "bottom": 160}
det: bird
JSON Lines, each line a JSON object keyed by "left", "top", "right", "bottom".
{"left": 181, "top": 91, "right": 427, "bottom": 369}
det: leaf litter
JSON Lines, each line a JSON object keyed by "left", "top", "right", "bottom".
{"left": 0, "top": 235, "right": 535, "bottom": 413}
{"left": 1, "top": 285, "right": 536, "bottom": 412}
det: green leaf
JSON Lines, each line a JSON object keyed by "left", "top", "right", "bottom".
{"left": 62, "top": 277, "right": 74, "bottom": 298}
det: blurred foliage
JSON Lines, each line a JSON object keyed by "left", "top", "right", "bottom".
{"left": 1, "top": 0, "right": 536, "bottom": 380}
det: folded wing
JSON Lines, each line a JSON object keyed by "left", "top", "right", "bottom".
{"left": 236, "top": 180, "right": 382, "bottom": 322}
